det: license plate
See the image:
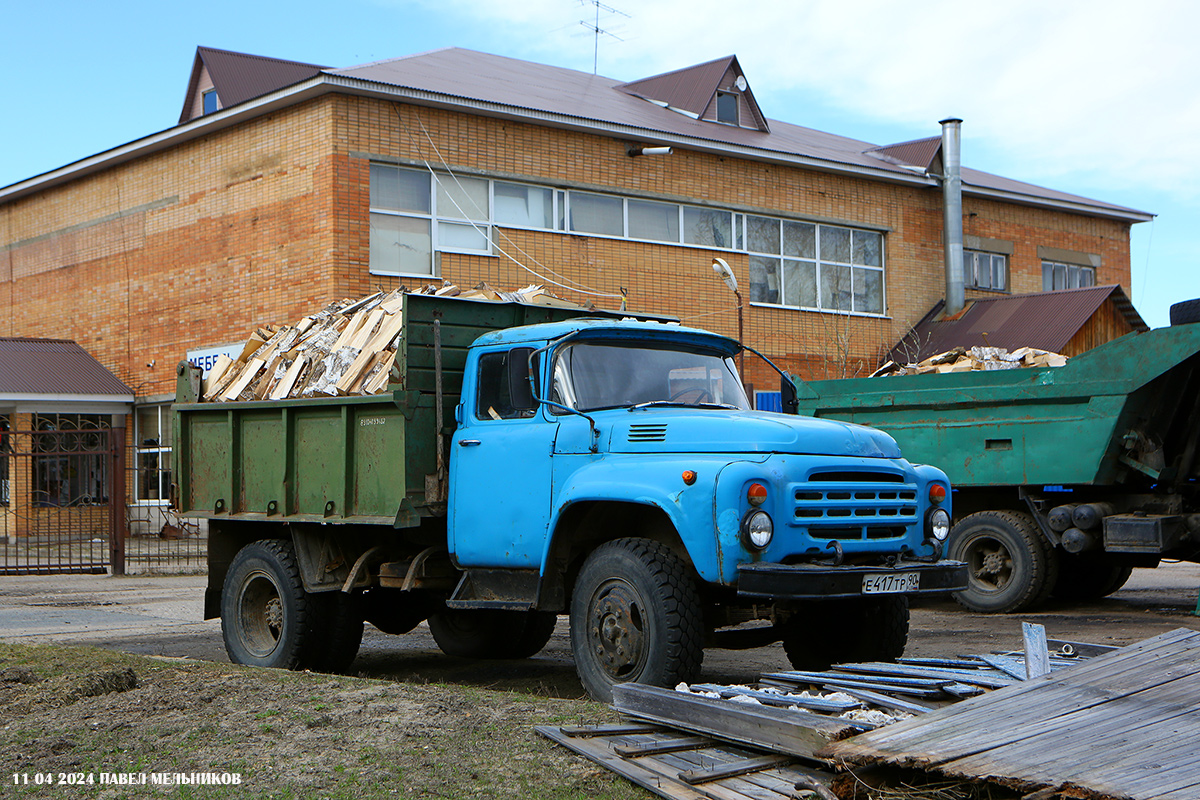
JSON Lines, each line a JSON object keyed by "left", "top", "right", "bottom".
{"left": 862, "top": 572, "right": 920, "bottom": 594}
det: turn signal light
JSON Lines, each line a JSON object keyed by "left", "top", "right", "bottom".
{"left": 929, "top": 484, "right": 947, "bottom": 504}
{"left": 747, "top": 483, "right": 768, "bottom": 506}
{"left": 682, "top": 470, "right": 697, "bottom": 485}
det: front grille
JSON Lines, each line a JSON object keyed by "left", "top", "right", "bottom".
{"left": 627, "top": 423, "right": 668, "bottom": 443}
{"left": 792, "top": 473, "right": 918, "bottom": 540}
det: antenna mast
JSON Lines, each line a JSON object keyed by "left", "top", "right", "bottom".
{"left": 578, "top": 1, "right": 628, "bottom": 74}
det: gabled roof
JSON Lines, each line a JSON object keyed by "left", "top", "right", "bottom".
{"left": 0, "top": 339, "right": 134, "bottom": 404}
{"left": 892, "top": 285, "right": 1149, "bottom": 363}
{"left": 616, "top": 55, "right": 768, "bottom": 132}
{"left": 3, "top": 47, "right": 1154, "bottom": 226}
{"left": 866, "top": 135, "right": 943, "bottom": 173}
{"left": 179, "top": 46, "right": 328, "bottom": 123}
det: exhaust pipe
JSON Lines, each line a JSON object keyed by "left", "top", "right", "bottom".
{"left": 941, "top": 118, "right": 965, "bottom": 317}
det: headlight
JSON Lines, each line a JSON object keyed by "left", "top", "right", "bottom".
{"left": 741, "top": 510, "right": 773, "bottom": 550}
{"left": 929, "top": 508, "right": 951, "bottom": 541}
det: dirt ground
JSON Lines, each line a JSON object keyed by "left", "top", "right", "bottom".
{"left": 1, "top": 564, "right": 1198, "bottom": 798}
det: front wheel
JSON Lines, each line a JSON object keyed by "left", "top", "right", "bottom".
{"left": 221, "top": 539, "right": 313, "bottom": 669}
{"left": 948, "top": 511, "right": 1057, "bottom": 613}
{"left": 569, "top": 538, "right": 703, "bottom": 703}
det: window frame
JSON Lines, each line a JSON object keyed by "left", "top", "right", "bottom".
{"left": 134, "top": 403, "right": 173, "bottom": 506}
{"left": 963, "top": 249, "right": 1009, "bottom": 292}
{"left": 1042, "top": 260, "right": 1096, "bottom": 291}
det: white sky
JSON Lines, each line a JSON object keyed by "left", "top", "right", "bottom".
{"left": 2, "top": 0, "right": 1196, "bottom": 324}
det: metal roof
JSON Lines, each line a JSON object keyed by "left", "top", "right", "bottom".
{"left": 0, "top": 338, "right": 134, "bottom": 401}
{"left": 2, "top": 47, "right": 1155, "bottom": 224}
{"left": 892, "top": 285, "right": 1150, "bottom": 362}
{"left": 179, "top": 46, "right": 327, "bottom": 124}
{"left": 866, "top": 135, "right": 943, "bottom": 171}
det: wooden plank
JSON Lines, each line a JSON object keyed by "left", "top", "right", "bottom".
{"left": 557, "top": 723, "right": 660, "bottom": 738}
{"left": 1023, "top": 622, "right": 1051, "bottom": 679}
{"left": 688, "top": 684, "right": 861, "bottom": 714}
{"left": 614, "top": 736, "right": 711, "bottom": 758}
{"left": 612, "top": 682, "right": 856, "bottom": 760}
{"left": 978, "top": 654, "right": 1027, "bottom": 680}
{"left": 831, "top": 662, "right": 1016, "bottom": 689}
{"left": 819, "top": 685, "right": 934, "bottom": 715}
{"left": 677, "top": 755, "right": 796, "bottom": 786}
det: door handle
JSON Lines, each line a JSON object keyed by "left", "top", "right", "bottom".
{"left": 459, "top": 439, "right": 482, "bottom": 447}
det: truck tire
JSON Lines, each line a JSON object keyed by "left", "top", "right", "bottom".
{"left": 221, "top": 539, "right": 313, "bottom": 669}
{"left": 428, "top": 609, "right": 556, "bottom": 659}
{"left": 947, "top": 511, "right": 1055, "bottom": 613}
{"left": 1170, "top": 298, "right": 1200, "bottom": 325}
{"left": 1052, "top": 553, "right": 1135, "bottom": 600}
{"left": 569, "top": 538, "right": 703, "bottom": 703}
{"left": 781, "top": 597, "right": 909, "bottom": 669}
{"left": 305, "top": 592, "right": 364, "bottom": 674}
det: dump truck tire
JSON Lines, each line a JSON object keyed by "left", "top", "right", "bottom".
{"left": 428, "top": 609, "right": 555, "bottom": 659}
{"left": 1053, "top": 553, "right": 1135, "bottom": 600}
{"left": 304, "top": 591, "right": 364, "bottom": 674}
{"left": 948, "top": 511, "right": 1054, "bottom": 613}
{"left": 1170, "top": 298, "right": 1200, "bottom": 325}
{"left": 781, "top": 597, "right": 909, "bottom": 669}
{"left": 569, "top": 538, "right": 703, "bottom": 703}
{"left": 221, "top": 539, "right": 313, "bottom": 669}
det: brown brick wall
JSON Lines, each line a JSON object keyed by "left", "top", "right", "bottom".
{"left": 0, "top": 93, "right": 1134, "bottom": 396}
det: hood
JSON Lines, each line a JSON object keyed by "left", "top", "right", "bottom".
{"left": 606, "top": 409, "right": 902, "bottom": 458}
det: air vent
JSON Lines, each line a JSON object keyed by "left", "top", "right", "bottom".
{"left": 628, "top": 423, "right": 668, "bottom": 443}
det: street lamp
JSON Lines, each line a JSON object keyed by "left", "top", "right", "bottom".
{"left": 711, "top": 257, "right": 745, "bottom": 376}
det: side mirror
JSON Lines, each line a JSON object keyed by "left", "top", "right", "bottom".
{"left": 781, "top": 375, "right": 799, "bottom": 415}
{"left": 507, "top": 347, "right": 537, "bottom": 412}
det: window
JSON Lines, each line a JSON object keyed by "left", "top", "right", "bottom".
{"left": 716, "top": 91, "right": 739, "bottom": 125}
{"left": 475, "top": 351, "right": 536, "bottom": 420}
{"left": 369, "top": 165, "right": 493, "bottom": 276}
{"left": 366, "top": 164, "right": 888, "bottom": 316}
{"left": 1042, "top": 261, "right": 1095, "bottom": 291}
{"left": 202, "top": 89, "right": 218, "bottom": 115}
{"left": 135, "top": 404, "right": 173, "bottom": 503}
{"left": 964, "top": 250, "right": 1008, "bottom": 291}
{"left": 748, "top": 220, "right": 884, "bottom": 315}
{"left": 32, "top": 414, "right": 109, "bottom": 507}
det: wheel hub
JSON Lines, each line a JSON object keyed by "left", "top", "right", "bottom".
{"left": 589, "top": 581, "right": 646, "bottom": 679}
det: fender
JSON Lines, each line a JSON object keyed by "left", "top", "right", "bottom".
{"left": 542, "top": 453, "right": 769, "bottom": 584}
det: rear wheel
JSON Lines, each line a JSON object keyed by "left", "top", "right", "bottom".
{"left": 221, "top": 539, "right": 312, "bottom": 669}
{"left": 948, "top": 511, "right": 1056, "bottom": 613}
{"left": 781, "top": 597, "right": 909, "bottom": 669}
{"left": 570, "top": 538, "right": 703, "bottom": 703}
{"left": 1053, "top": 553, "right": 1135, "bottom": 600}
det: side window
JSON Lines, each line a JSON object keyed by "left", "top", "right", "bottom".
{"left": 475, "top": 350, "right": 536, "bottom": 421}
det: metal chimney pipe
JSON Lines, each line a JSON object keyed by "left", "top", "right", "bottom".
{"left": 940, "top": 117, "right": 965, "bottom": 317}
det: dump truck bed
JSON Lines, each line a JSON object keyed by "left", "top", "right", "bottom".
{"left": 797, "top": 324, "right": 1200, "bottom": 488}
{"left": 174, "top": 294, "right": 640, "bottom": 525}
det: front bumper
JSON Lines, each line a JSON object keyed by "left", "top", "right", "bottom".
{"left": 736, "top": 560, "right": 968, "bottom": 601}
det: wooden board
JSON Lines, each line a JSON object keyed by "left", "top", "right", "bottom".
{"left": 822, "top": 629, "right": 1200, "bottom": 800}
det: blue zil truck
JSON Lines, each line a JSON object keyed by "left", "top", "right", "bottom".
{"left": 174, "top": 294, "right": 964, "bottom": 701}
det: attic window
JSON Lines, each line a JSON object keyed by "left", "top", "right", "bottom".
{"left": 716, "top": 91, "right": 739, "bottom": 125}
{"left": 202, "top": 90, "right": 218, "bottom": 115}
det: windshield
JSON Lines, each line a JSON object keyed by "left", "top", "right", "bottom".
{"left": 550, "top": 342, "right": 750, "bottom": 412}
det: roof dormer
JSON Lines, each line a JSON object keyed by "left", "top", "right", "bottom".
{"left": 617, "top": 55, "right": 769, "bottom": 132}
{"left": 179, "top": 46, "right": 328, "bottom": 124}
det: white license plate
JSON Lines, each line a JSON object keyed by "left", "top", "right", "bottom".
{"left": 862, "top": 572, "right": 920, "bottom": 594}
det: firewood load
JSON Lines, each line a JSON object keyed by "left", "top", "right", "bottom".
{"left": 199, "top": 282, "right": 582, "bottom": 402}
{"left": 870, "top": 345, "right": 1069, "bottom": 378}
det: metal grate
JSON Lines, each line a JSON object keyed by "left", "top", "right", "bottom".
{"left": 627, "top": 423, "right": 668, "bottom": 443}
{"left": 792, "top": 473, "right": 918, "bottom": 540}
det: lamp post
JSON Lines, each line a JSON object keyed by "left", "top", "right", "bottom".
{"left": 711, "top": 258, "right": 744, "bottom": 376}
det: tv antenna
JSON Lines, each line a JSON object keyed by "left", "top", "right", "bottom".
{"left": 578, "top": 0, "right": 629, "bottom": 74}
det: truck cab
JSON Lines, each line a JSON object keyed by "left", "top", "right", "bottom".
{"left": 447, "top": 317, "right": 964, "bottom": 700}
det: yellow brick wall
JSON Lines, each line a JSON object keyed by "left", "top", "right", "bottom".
{"left": 0, "top": 93, "right": 1133, "bottom": 397}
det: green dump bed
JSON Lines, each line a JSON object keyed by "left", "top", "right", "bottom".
{"left": 797, "top": 324, "right": 1200, "bottom": 489}
{"left": 174, "top": 294, "right": 616, "bottom": 525}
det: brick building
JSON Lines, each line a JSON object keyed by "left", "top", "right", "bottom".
{"left": 0, "top": 46, "right": 1151, "bottom": 541}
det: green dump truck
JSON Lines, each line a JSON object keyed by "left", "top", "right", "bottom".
{"left": 796, "top": 320, "right": 1200, "bottom": 613}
